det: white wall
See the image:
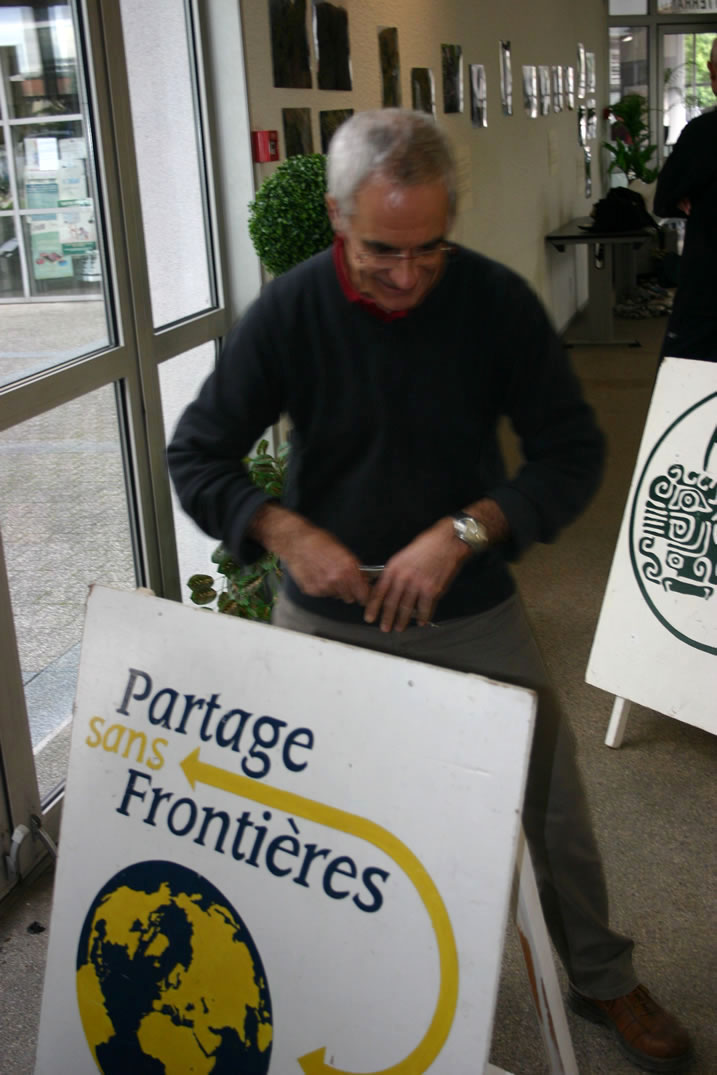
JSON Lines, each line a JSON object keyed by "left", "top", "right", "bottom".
{"left": 238, "top": 0, "right": 607, "bottom": 329}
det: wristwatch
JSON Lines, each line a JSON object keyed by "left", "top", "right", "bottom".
{"left": 452, "top": 513, "right": 489, "bottom": 554}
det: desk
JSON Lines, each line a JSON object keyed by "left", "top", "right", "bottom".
{"left": 545, "top": 217, "right": 655, "bottom": 347}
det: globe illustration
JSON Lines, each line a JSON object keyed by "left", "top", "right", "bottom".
{"left": 76, "top": 860, "right": 272, "bottom": 1073}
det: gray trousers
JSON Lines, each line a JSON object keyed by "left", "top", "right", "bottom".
{"left": 272, "top": 591, "right": 638, "bottom": 999}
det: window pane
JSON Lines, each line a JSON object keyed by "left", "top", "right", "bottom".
{"left": 608, "top": 27, "right": 649, "bottom": 102}
{"left": 0, "top": 3, "right": 80, "bottom": 120}
{"left": 0, "top": 296, "right": 108, "bottom": 388}
{"left": 120, "top": 0, "right": 215, "bottom": 329}
{"left": 0, "top": 3, "right": 113, "bottom": 360}
{"left": 663, "top": 32, "right": 716, "bottom": 150}
{"left": 0, "top": 386, "right": 137, "bottom": 802}
{"left": 0, "top": 216, "right": 22, "bottom": 296}
{"left": 159, "top": 342, "right": 218, "bottom": 599}
{"left": 609, "top": 0, "right": 647, "bottom": 13}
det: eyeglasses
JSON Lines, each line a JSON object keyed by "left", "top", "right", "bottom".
{"left": 355, "top": 242, "right": 455, "bottom": 269}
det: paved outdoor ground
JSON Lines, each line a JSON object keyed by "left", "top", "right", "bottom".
{"left": 0, "top": 300, "right": 214, "bottom": 800}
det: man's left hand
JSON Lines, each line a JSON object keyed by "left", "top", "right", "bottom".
{"left": 363, "top": 517, "right": 471, "bottom": 632}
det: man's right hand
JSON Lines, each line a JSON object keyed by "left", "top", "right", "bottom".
{"left": 248, "top": 504, "right": 371, "bottom": 606}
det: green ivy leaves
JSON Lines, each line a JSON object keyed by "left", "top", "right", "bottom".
{"left": 186, "top": 440, "right": 288, "bottom": 622}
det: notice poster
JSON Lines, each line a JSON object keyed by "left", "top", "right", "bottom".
{"left": 59, "top": 137, "right": 88, "bottom": 162}
{"left": 36, "top": 587, "right": 534, "bottom": 1074}
{"left": 58, "top": 201, "right": 97, "bottom": 255}
{"left": 24, "top": 136, "right": 59, "bottom": 170}
{"left": 25, "top": 169, "right": 59, "bottom": 210}
{"left": 29, "top": 216, "right": 73, "bottom": 280}
{"left": 58, "top": 163, "right": 88, "bottom": 203}
{"left": 587, "top": 358, "right": 717, "bottom": 734}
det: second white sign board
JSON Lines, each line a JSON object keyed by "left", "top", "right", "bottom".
{"left": 587, "top": 356, "right": 717, "bottom": 734}
{"left": 36, "top": 586, "right": 535, "bottom": 1074}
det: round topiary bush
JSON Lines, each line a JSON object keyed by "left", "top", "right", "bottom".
{"left": 248, "top": 153, "right": 334, "bottom": 276}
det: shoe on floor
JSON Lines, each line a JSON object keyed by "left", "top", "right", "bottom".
{"left": 568, "top": 983, "right": 693, "bottom": 1072}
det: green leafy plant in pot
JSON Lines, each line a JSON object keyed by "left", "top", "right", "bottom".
{"left": 187, "top": 153, "right": 334, "bottom": 620}
{"left": 602, "top": 94, "right": 658, "bottom": 184}
{"left": 248, "top": 152, "right": 334, "bottom": 276}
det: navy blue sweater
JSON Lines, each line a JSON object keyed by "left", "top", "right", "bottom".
{"left": 168, "top": 245, "right": 605, "bottom": 622}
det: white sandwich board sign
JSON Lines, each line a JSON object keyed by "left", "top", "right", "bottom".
{"left": 587, "top": 356, "right": 717, "bottom": 735}
{"left": 36, "top": 585, "right": 535, "bottom": 1074}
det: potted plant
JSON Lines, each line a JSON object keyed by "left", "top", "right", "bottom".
{"left": 248, "top": 152, "right": 334, "bottom": 276}
{"left": 602, "top": 94, "right": 658, "bottom": 185}
{"left": 186, "top": 152, "right": 334, "bottom": 620}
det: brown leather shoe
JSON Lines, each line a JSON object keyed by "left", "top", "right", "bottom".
{"left": 568, "top": 983, "right": 693, "bottom": 1072}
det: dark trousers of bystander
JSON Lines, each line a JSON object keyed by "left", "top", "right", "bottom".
{"left": 661, "top": 318, "right": 717, "bottom": 363}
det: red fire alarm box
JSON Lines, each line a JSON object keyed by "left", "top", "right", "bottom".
{"left": 251, "top": 130, "right": 279, "bottom": 163}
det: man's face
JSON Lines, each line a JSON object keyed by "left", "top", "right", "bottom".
{"left": 328, "top": 177, "right": 453, "bottom": 313}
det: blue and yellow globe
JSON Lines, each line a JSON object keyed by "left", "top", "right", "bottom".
{"left": 76, "top": 860, "right": 273, "bottom": 1073}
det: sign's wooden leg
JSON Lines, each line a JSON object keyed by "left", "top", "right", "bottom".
{"left": 511, "top": 830, "right": 579, "bottom": 1075}
{"left": 605, "top": 696, "right": 632, "bottom": 749}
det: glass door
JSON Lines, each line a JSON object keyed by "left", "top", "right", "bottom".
{"left": 660, "top": 26, "right": 716, "bottom": 153}
{"left": 0, "top": 2, "right": 104, "bottom": 304}
{"left": 0, "top": 2, "right": 131, "bottom": 898}
{"left": 0, "top": 0, "right": 257, "bottom": 899}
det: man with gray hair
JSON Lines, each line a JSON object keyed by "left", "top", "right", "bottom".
{"left": 655, "top": 36, "right": 717, "bottom": 361}
{"left": 169, "top": 109, "right": 691, "bottom": 1072}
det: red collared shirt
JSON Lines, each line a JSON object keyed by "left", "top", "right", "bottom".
{"left": 332, "top": 236, "right": 409, "bottom": 321}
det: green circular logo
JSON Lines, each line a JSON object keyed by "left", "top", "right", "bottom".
{"left": 76, "top": 860, "right": 273, "bottom": 1073}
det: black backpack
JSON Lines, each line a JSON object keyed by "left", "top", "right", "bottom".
{"left": 588, "top": 187, "right": 658, "bottom": 234}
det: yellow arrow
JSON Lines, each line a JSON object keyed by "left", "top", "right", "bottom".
{"left": 180, "top": 747, "right": 458, "bottom": 1074}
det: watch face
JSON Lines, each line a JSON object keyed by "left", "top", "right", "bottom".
{"left": 453, "top": 514, "right": 488, "bottom": 550}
